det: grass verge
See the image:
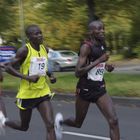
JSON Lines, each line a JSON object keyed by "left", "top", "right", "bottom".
{"left": 1, "top": 72, "right": 140, "bottom": 97}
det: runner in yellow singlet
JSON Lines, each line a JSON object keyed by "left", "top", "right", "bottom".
{"left": 0, "top": 25, "right": 57, "bottom": 140}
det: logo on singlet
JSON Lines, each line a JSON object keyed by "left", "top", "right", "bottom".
{"left": 101, "top": 46, "right": 104, "bottom": 50}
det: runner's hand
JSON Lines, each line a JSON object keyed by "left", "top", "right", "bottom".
{"left": 0, "top": 63, "right": 6, "bottom": 69}
{"left": 49, "top": 76, "right": 56, "bottom": 84}
{"left": 105, "top": 64, "right": 115, "bottom": 72}
{"left": 99, "top": 53, "right": 109, "bottom": 63}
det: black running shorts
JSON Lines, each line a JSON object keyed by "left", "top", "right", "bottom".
{"left": 16, "top": 94, "right": 52, "bottom": 110}
{"left": 77, "top": 80, "right": 106, "bottom": 103}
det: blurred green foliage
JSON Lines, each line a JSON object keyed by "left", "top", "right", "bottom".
{"left": 0, "top": 0, "right": 140, "bottom": 57}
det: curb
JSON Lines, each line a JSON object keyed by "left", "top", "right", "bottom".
{"left": 111, "top": 96, "right": 140, "bottom": 107}
{"left": 2, "top": 90, "right": 140, "bottom": 107}
{"left": 54, "top": 93, "right": 140, "bottom": 107}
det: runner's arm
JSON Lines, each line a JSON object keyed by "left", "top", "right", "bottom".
{"left": 0, "top": 68, "right": 3, "bottom": 82}
{"left": 4, "top": 46, "right": 39, "bottom": 83}
{"left": 75, "top": 44, "right": 109, "bottom": 77}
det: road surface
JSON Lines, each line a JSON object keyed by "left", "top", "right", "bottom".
{"left": 0, "top": 96, "right": 140, "bottom": 140}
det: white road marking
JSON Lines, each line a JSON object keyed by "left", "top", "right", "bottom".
{"left": 63, "top": 131, "right": 110, "bottom": 140}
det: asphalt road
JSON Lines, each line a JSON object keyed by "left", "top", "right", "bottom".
{"left": 0, "top": 97, "right": 140, "bottom": 140}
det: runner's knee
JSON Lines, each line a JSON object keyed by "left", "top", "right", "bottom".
{"left": 75, "top": 121, "right": 83, "bottom": 128}
{"left": 108, "top": 117, "right": 119, "bottom": 128}
{"left": 21, "top": 125, "right": 29, "bottom": 131}
{"left": 46, "top": 121, "right": 55, "bottom": 132}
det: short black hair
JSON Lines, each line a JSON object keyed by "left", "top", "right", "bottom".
{"left": 25, "top": 24, "right": 39, "bottom": 37}
{"left": 88, "top": 20, "right": 103, "bottom": 31}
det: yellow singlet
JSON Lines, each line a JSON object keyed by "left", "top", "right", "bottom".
{"left": 16, "top": 43, "right": 51, "bottom": 99}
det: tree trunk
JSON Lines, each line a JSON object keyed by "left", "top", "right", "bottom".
{"left": 86, "top": 0, "right": 98, "bottom": 23}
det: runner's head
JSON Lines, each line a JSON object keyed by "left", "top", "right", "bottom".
{"left": 25, "top": 25, "right": 43, "bottom": 45}
{"left": 88, "top": 20, "right": 105, "bottom": 41}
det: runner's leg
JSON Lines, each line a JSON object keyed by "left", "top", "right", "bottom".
{"left": 0, "top": 97, "right": 7, "bottom": 117}
{"left": 37, "top": 100, "right": 56, "bottom": 140}
{"left": 5, "top": 109, "right": 32, "bottom": 131}
{"left": 96, "top": 93, "right": 120, "bottom": 140}
{"left": 0, "top": 79, "right": 7, "bottom": 117}
{"left": 0, "top": 85, "right": 7, "bottom": 134}
{"left": 63, "top": 95, "right": 90, "bottom": 128}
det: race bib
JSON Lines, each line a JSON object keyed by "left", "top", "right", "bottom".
{"left": 29, "top": 57, "right": 47, "bottom": 76}
{"left": 87, "top": 62, "right": 105, "bottom": 81}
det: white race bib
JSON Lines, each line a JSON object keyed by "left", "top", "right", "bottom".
{"left": 29, "top": 57, "right": 47, "bottom": 76}
{"left": 87, "top": 62, "right": 105, "bottom": 81}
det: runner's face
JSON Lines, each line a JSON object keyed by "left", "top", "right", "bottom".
{"left": 29, "top": 27, "right": 43, "bottom": 44}
{"left": 92, "top": 22, "right": 105, "bottom": 41}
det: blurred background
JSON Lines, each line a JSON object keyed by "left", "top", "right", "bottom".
{"left": 1, "top": 0, "right": 140, "bottom": 59}
{"left": 1, "top": 3, "right": 140, "bottom": 139}
{"left": 0, "top": 0, "right": 140, "bottom": 96}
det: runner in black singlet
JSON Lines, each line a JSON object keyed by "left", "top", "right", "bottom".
{"left": 55, "top": 20, "right": 120, "bottom": 140}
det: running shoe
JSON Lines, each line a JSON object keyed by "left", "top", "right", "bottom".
{"left": 0, "top": 111, "right": 6, "bottom": 135}
{"left": 55, "top": 113, "right": 63, "bottom": 140}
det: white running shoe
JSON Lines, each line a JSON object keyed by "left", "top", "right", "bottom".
{"left": 0, "top": 111, "right": 6, "bottom": 135}
{"left": 55, "top": 113, "right": 63, "bottom": 140}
